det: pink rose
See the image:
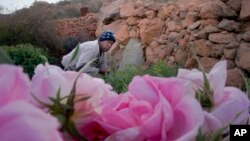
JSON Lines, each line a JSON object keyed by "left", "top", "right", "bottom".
{"left": 0, "top": 64, "right": 63, "bottom": 141}
{"left": 30, "top": 63, "right": 116, "bottom": 140}
{"left": 30, "top": 64, "right": 73, "bottom": 106}
{"left": 72, "top": 74, "right": 117, "bottom": 141}
{"left": 177, "top": 61, "right": 250, "bottom": 131}
{"left": 0, "top": 65, "right": 30, "bottom": 107}
{"left": 0, "top": 101, "right": 63, "bottom": 141}
{"left": 97, "top": 75, "right": 204, "bottom": 141}
{"left": 31, "top": 63, "right": 115, "bottom": 106}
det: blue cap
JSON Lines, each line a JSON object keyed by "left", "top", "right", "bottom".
{"left": 98, "top": 31, "right": 116, "bottom": 42}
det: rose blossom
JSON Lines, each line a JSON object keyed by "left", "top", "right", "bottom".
{"left": 0, "top": 64, "right": 63, "bottom": 141}
{"left": 177, "top": 61, "right": 250, "bottom": 132}
{"left": 30, "top": 63, "right": 116, "bottom": 140}
{"left": 0, "top": 65, "right": 30, "bottom": 107}
{"left": 97, "top": 75, "right": 204, "bottom": 141}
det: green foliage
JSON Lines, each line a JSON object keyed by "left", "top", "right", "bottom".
{"left": 196, "top": 128, "right": 225, "bottom": 141}
{"left": 0, "top": 0, "right": 102, "bottom": 63}
{"left": 1, "top": 44, "right": 55, "bottom": 77}
{"left": 144, "top": 61, "right": 178, "bottom": 77}
{"left": 0, "top": 2, "right": 67, "bottom": 63}
{"left": 103, "top": 65, "right": 143, "bottom": 93}
{"left": 195, "top": 72, "right": 215, "bottom": 111}
{"left": 103, "top": 62, "right": 178, "bottom": 93}
{"left": 0, "top": 23, "right": 16, "bottom": 45}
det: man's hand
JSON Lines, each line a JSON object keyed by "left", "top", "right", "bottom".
{"left": 99, "top": 68, "right": 110, "bottom": 74}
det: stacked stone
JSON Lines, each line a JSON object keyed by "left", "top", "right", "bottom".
{"left": 96, "top": 0, "right": 250, "bottom": 88}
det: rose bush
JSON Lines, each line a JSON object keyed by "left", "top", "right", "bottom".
{"left": 0, "top": 60, "right": 249, "bottom": 141}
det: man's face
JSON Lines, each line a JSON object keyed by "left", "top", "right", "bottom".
{"left": 99, "top": 40, "right": 114, "bottom": 52}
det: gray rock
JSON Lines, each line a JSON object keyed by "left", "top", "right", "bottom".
{"left": 218, "top": 19, "right": 240, "bottom": 32}
{"left": 119, "top": 39, "right": 144, "bottom": 70}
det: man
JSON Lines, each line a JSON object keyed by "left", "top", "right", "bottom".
{"left": 61, "top": 31, "right": 116, "bottom": 75}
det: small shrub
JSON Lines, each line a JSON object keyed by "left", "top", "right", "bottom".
{"left": 1, "top": 44, "right": 54, "bottom": 77}
{"left": 144, "top": 61, "right": 178, "bottom": 77}
{"left": 103, "top": 65, "right": 143, "bottom": 93}
{"left": 103, "top": 62, "right": 178, "bottom": 93}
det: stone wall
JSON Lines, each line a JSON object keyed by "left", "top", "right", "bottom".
{"left": 96, "top": 0, "right": 250, "bottom": 88}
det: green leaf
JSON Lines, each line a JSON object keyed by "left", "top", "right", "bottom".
{"left": 197, "top": 71, "right": 214, "bottom": 111}
{"left": 0, "top": 48, "right": 13, "bottom": 64}
{"left": 64, "top": 43, "right": 80, "bottom": 70}
{"left": 49, "top": 97, "right": 58, "bottom": 103}
{"left": 39, "top": 55, "right": 48, "bottom": 63}
{"left": 195, "top": 128, "right": 205, "bottom": 141}
{"left": 211, "top": 128, "right": 224, "bottom": 141}
{"left": 203, "top": 72, "right": 211, "bottom": 94}
{"left": 55, "top": 114, "right": 66, "bottom": 125}
{"left": 56, "top": 88, "right": 61, "bottom": 102}
{"left": 241, "top": 72, "right": 250, "bottom": 99}
{"left": 66, "top": 120, "right": 88, "bottom": 141}
{"left": 69, "top": 43, "right": 80, "bottom": 63}
{"left": 74, "top": 95, "right": 91, "bottom": 103}
{"left": 196, "top": 127, "right": 224, "bottom": 141}
{"left": 30, "top": 93, "right": 51, "bottom": 107}
{"left": 67, "top": 82, "right": 76, "bottom": 107}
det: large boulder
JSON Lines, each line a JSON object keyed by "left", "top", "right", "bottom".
{"left": 106, "top": 42, "right": 124, "bottom": 68}
{"left": 119, "top": 39, "right": 144, "bottom": 70}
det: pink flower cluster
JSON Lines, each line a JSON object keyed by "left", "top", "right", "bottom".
{"left": 0, "top": 61, "right": 249, "bottom": 141}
